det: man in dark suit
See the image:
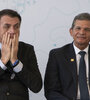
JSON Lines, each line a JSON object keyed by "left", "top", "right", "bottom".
{"left": 0, "top": 9, "right": 42, "bottom": 100}
{"left": 44, "top": 13, "right": 90, "bottom": 100}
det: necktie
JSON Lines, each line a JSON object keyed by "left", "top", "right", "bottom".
{"left": 78, "top": 51, "right": 89, "bottom": 100}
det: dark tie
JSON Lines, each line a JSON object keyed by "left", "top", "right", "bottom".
{"left": 78, "top": 51, "right": 89, "bottom": 100}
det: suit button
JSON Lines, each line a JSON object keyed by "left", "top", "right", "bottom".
{"left": 6, "top": 92, "right": 10, "bottom": 96}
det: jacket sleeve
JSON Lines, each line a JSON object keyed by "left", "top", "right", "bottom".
{"left": 44, "top": 50, "right": 69, "bottom": 100}
{"left": 15, "top": 45, "right": 42, "bottom": 93}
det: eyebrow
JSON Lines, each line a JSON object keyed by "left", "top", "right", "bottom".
{"left": 14, "top": 23, "right": 20, "bottom": 26}
{"left": 4, "top": 22, "right": 20, "bottom": 26}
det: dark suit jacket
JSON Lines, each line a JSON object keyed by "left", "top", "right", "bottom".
{"left": 44, "top": 43, "right": 90, "bottom": 100}
{"left": 0, "top": 41, "right": 42, "bottom": 100}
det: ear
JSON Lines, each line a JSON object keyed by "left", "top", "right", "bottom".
{"left": 69, "top": 28, "right": 73, "bottom": 37}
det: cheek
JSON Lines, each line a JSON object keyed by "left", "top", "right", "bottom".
{"left": 15, "top": 29, "right": 19, "bottom": 33}
{"left": 0, "top": 30, "right": 4, "bottom": 37}
{"left": 70, "top": 29, "right": 77, "bottom": 37}
{"left": 17, "top": 30, "right": 20, "bottom": 36}
{"left": 89, "top": 36, "right": 90, "bottom": 41}
{"left": 0, "top": 27, "right": 6, "bottom": 39}
{"left": 0, "top": 28, "right": 8, "bottom": 36}
{"left": 0, "top": 32, "right": 4, "bottom": 42}
{"left": 71, "top": 33, "right": 76, "bottom": 39}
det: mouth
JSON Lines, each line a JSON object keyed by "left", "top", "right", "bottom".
{"left": 10, "top": 35, "right": 14, "bottom": 39}
{"left": 77, "top": 36, "right": 86, "bottom": 39}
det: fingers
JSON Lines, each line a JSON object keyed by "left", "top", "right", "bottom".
{"left": 12, "top": 33, "right": 19, "bottom": 47}
{"left": 1, "top": 33, "right": 11, "bottom": 64}
{"left": 2, "top": 32, "right": 7, "bottom": 45}
{"left": 2, "top": 32, "right": 19, "bottom": 49}
{"left": 10, "top": 33, "right": 18, "bottom": 64}
{"left": 2, "top": 32, "right": 11, "bottom": 47}
{"left": 1, "top": 32, "right": 19, "bottom": 64}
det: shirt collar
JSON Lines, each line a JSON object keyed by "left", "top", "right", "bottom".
{"left": 73, "top": 43, "right": 89, "bottom": 55}
{"left": 0, "top": 43, "right": 1, "bottom": 49}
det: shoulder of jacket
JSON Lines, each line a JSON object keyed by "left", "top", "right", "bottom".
{"left": 50, "top": 43, "right": 71, "bottom": 53}
{"left": 19, "top": 41, "right": 34, "bottom": 48}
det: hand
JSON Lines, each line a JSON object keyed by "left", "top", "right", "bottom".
{"left": 10, "top": 33, "right": 19, "bottom": 64}
{"left": 1, "top": 33, "right": 11, "bottom": 65}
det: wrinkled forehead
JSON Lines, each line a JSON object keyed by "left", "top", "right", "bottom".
{"left": 0, "top": 15, "right": 20, "bottom": 22}
{"left": 74, "top": 20, "right": 90, "bottom": 27}
{"left": 0, "top": 15, "right": 20, "bottom": 25}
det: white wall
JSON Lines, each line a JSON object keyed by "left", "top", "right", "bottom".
{"left": 0, "top": 0, "right": 90, "bottom": 100}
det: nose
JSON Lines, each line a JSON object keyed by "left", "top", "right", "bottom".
{"left": 8, "top": 27, "right": 15, "bottom": 35}
{"left": 79, "top": 29, "right": 85, "bottom": 34}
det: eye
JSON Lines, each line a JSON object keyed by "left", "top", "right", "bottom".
{"left": 85, "top": 28, "right": 90, "bottom": 32}
{"left": 14, "top": 24, "right": 20, "bottom": 29}
{"left": 3, "top": 24, "right": 10, "bottom": 29}
{"left": 75, "top": 27, "right": 81, "bottom": 31}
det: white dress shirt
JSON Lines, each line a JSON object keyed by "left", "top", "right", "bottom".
{"left": 73, "top": 44, "right": 89, "bottom": 99}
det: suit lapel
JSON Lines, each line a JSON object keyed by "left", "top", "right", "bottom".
{"left": 64, "top": 43, "right": 78, "bottom": 95}
{"left": 88, "top": 46, "right": 90, "bottom": 86}
{"left": 0, "top": 49, "right": 1, "bottom": 58}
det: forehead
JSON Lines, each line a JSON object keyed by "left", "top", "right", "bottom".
{"left": 0, "top": 15, "right": 20, "bottom": 25}
{"left": 74, "top": 20, "right": 90, "bottom": 28}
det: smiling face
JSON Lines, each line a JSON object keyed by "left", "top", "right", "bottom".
{"left": 0, "top": 15, "right": 20, "bottom": 42}
{"left": 70, "top": 20, "right": 90, "bottom": 50}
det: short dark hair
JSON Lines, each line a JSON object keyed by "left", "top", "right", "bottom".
{"left": 0, "top": 9, "right": 21, "bottom": 23}
{"left": 71, "top": 13, "right": 90, "bottom": 29}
